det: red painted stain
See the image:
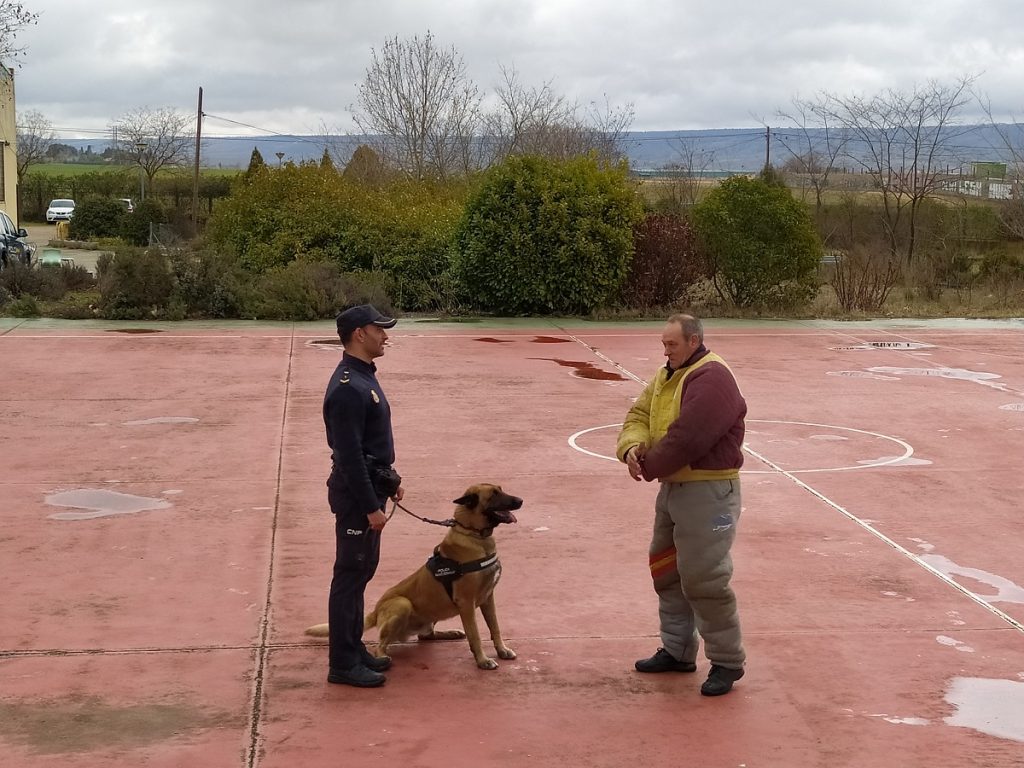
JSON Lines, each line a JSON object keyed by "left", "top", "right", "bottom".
{"left": 474, "top": 337, "right": 513, "bottom": 343}
{"left": 530, "top": 358, "right": 626, "bottom": 381}
{"left": 106, "top": 328, "right": 163, "bottom": 334}
{"left": 531, "top": 336, "right": 571, "bottom": 343}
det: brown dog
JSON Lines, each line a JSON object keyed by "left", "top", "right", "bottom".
{"left": 306, "top": 483, "right": 522, "bottom": 669}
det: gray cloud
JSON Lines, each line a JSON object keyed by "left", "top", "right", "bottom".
{"left": 13, "top": 0, "right": 1024, "bottom": 139}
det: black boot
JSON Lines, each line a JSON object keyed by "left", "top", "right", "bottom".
{"left": 700, "top": 664, "right": 744, "bottom": 696}
{"left": 361, "top": 648, "right": 392, "bottom": 672}
{"left": 328, "top": 663, "right": 386, "bottom": 687}
{"left": 634, "top": 648, "right": 697, "bottom": 673}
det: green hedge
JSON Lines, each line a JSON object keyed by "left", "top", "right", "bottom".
{"left": 454, "top": 155, "right": 642, "bottom": 314}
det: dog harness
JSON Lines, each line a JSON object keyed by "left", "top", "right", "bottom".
{"left": 426, "top": 547, "right": 500, "bottom": 601}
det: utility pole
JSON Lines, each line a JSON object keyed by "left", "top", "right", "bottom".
{"left": 765, "top": 126, "right": 771, "bottom": 169}
{"left": 192, "top": 86, "right": 203, "bottom": 236}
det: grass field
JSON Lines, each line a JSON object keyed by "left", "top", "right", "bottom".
{"left": 29, "top": 163, "right": 242, "bottom": 178}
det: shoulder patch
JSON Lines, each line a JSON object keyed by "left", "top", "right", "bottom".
{"left": 370, "top": 389, "right": 380, "bottom": 403}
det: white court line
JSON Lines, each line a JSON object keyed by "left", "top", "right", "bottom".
{"left": 744, "top": 442, "right": 1024, "bottom": 634}
{"left": 569, "top": 420, "right": 914, "bottom": 474}
{"left": 564, "top": 332, "right": 1024, "bottom": 635}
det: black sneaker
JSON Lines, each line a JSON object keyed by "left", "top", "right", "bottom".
{"left": 361, "top": 649, "right": 392, "bottom": 672}
{"left": 634, "top": 647, "right": 697, "bottom": 673}
{"left": 327, "top": 663, "right": 386, "bottom": 688}
{"left": 700, "top": 664, "right": 744, "bottom": 696}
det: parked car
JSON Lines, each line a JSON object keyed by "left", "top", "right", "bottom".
{"left": 0, "top": 210, "right": 36, "bottom": 268}
{"left": 46, "top": 198, "right": 76, "bottom": 222}
{"left": 119, "top": 198, "right": 135, "bottom": 213}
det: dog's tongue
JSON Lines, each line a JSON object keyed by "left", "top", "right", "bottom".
{"left": 507, "top": 511, "right": 517, "bottom": 523}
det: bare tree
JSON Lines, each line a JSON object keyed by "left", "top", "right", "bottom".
{"left": 15, "top": 108, "right": 55, "bottom": 182}
{"left": 482, "top": 66, "right": 573, "bottom": 164}
{"left": 352, "top": 31, "right": 481, "bottom": 180}
{"left": 774, "top": 96, "right": 850, "bottom": 212}
{"left": 113, "top": 106, "right": 194, "bottom": 186}
{"left": 0, "top": 1, "right": 38, "bottom": 63}
{"left": 823, "top": 77, "right": 975, "bottom": 263}
{"left": 665, "top": 138, "right": 717, "bottom": 208}
{"left": 482, "top": 66, "right": 634, "bottom": 166}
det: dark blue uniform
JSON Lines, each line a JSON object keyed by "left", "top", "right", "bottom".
{"left": 323, "top": 352, "right": 395, "bottom": 670}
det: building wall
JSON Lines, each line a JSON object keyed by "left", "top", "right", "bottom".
{"left": 0, "top": 64, "right": 18, "bottom": 223}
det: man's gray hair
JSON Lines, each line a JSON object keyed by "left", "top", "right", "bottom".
{"left": 668, "top": 313, "right": 704, "bottom": 342}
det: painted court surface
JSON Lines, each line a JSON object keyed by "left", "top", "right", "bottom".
{"left": 1, "top": 316, "right": 1023, "bottom": 768}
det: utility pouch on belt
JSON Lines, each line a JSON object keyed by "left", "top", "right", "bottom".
{"left": 365, "top": 455, "right": 402, "bottom": 499}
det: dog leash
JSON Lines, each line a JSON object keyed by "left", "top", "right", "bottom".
{"left": 387, "top": 500, "right": 492, "bottom": 538}
{"left": 388, "top": 500, "right": 456, "bottom": 528}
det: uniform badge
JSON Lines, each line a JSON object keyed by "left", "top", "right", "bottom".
{"left": 370, "top": 389, "right": 380, "bottom": 403}
{"left": 339, "top": 375, "right": 350, "bottom": 384}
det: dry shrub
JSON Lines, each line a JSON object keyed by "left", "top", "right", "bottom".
{"left": 621, "top": 213, "right": 706, "bottom": 310}
{"left": 830, "top": 247, "right": 901, "bottom": 312}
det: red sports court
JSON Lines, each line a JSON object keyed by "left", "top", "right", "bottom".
{"left": 1, "top": 316, "right": 1022, "bottom": 767}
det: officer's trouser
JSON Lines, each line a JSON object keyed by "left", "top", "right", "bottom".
{"left": 328, "top": 485, "right": 381, "bottom": 670}
{"left": 648, "top": 479, "right": 745, "bottom": 669}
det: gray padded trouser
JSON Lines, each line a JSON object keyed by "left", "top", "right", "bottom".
{"left": 648, "top": 479, "right": 745, "bottom": 668}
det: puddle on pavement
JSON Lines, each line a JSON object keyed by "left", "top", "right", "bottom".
{"left": 867, "top": 366, "right": 1001, "bottom": 383}
{"left": 826, "top": 371, "right": 900, "bottom": 380}
{"left": 122, "top": 417, "right": 199, "bottom": 426}
{"left": 0, "top": 697, "right": 234, "bottom": 754}
{"left": 105, "top": 328, "right": 163, "bottom": 334}
{"left": 474, "top": 337, "right": 513, "bottom": 343}
{"left": 530, "top": 358, "right": 625, "bottom": 381}
{"left": 920, "top": 553, "right": 1024, "bottom": 604}
{"left": 830, "top": 341, "right": 935, "bottom": 351}
{"left": 309, "top": 338, "right": 342, "bottom": 347}
{"left": 945, "top": 677, "right": 1024, "bottom": 742}
{"left": 45, "top": 489, "right": 172, "bottom": 521}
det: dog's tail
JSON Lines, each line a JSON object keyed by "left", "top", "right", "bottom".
{"left": 305, "top": 610, "right": 377, "bottom": 638}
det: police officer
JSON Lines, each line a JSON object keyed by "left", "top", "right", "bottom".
{"left": 323, "top": 304, "right": 404, "bottom": 687}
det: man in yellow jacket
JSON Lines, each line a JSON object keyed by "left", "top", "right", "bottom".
{"left": 617, "top": 313, "right": 747, "bottom": 696}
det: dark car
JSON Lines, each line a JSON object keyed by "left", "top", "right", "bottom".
{"left": 0, "top": 210, "right": 35, "bottom": 269}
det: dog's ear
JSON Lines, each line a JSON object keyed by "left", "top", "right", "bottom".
{"left": 453, "top": 492, "right": 479, "bottom": 508}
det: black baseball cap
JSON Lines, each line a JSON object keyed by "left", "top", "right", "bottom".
{"left": 336, "top": 304, "right": 397, "bottom": 336}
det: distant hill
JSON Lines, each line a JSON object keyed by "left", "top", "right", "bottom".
{"left": 59, "top": 124, "right": 1023, "bottom": 174}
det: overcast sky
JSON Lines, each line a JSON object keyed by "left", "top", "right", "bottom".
{"left": 12, "top": 0, "right": 1024, "bottom": 140}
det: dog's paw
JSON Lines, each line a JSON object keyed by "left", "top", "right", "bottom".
{"left": 420, "top": 629, "right": 466, "bottom": 641}
{"left": 497, "top": 646, "right": 516, "bottom": 660}
{"left": 477, "top": 657, "right": 499, "bottom": 670}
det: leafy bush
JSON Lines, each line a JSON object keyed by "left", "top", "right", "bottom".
{"left": 207, "top": 165, "right": 464, "bottom": 311}
{"left": 454, "top": 155, "right": 642, "bottom": 314}
{"left": 120, "top": 198, "right": 166, "bottom": 246}
{"left": 978, "top": 250, "right": 1024, "bottom": 307}
{"left": 168, "top": 249, "right": 251, "bottom": 318}
{"left": 46, "top": 291, "right": 101, "bottom": 319}
{"left": 97, "top": 247, "right": 174, "bottom": 319}
{"left": 7, "top": 294, "right": 41, "bottom": 317}
{"left": 0, "top": 260, "right": 45, "bottom": 297}
{"left": 621, "top": 213, "right": 706, "bottom": 309}
{"left": 0, "top": 261, "right": 95, "bottom": 302}
{"left": 247, "top": 260, "right": 392, "bottom": 320}
{"left": 693, "top": 176, "right": 822, "bottom": 307}
{"left": 69, "top": 197, "right": 126, "bottom": 240}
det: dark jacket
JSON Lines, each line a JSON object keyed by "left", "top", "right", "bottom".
{"left": 323, "top": 353, "right": 395, "bottom": 516}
